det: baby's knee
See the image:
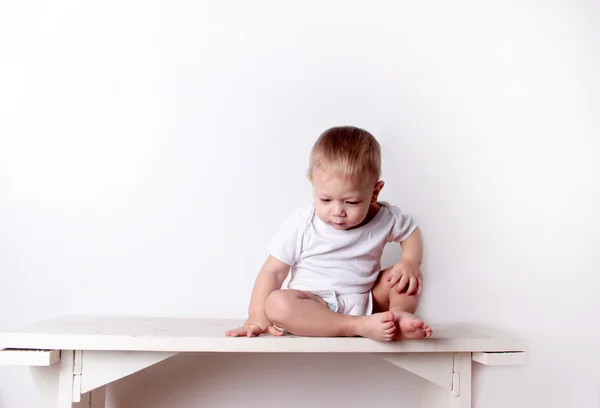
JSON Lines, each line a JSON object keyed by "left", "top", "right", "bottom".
{"left": 265, "top": 290, "right": 294, "bottom": 325}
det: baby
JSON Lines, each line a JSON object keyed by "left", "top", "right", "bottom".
{"left": 226, "top": 126, "right": 432, "bottom": 341}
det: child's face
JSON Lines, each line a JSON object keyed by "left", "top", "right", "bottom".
{"left": 310, "top": 170, "right": 383, "bottom": 230}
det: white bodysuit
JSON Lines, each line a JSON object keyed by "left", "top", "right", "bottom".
{"left": 267, "top": 201, "right": 417, "bottom": 316}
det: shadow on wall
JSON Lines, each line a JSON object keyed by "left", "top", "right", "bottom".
{"left": 109, "top": 353, "right": 423, "bottom": 408}
{"left": 382, "top": 243, "right": 402, "bottom": 270}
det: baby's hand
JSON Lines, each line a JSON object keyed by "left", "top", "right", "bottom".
{"left": 225, "top": 317, "right": 283, "bottom": 338}
{"left": 386, "top": 260, "right": 423, "bottom": 295}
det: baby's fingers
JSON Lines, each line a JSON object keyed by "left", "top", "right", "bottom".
{"left": 417, "top": 278, "right": 423, "bottom": 296}
{"left": 225, "top": 327, "right": 248, "bottom": 337}
{"left": 388, "top": 273, "right": 401, "bottom": 287}
{"left": 406, "top": 277, "right": 418, "bottom": 295}
{"left": 246, "top": 326, "right": 265, "bottom": 337}
{"left": 396, "top": 275, "right": 409, "bottom": 293}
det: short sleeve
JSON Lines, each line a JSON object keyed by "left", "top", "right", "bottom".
{"left": 386, "top": 204, "right": 418, "bottom": 243}
{"left": 266, "top": 207, "right": 311, "bottom": 265}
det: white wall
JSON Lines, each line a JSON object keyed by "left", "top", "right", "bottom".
{"left": 1, "top": 1, "right": 599, "bottom": 407}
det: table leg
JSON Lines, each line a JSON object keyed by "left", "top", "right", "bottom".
{"left": 57, "top": 350, "right": 75, "bottom": 408}
{"left": 419, "top": 352, "right": 472, "bottom": 408}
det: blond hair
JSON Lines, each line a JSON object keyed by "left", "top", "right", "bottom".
{"left": 308, "top": 126, "right": 381, "bottom": 182}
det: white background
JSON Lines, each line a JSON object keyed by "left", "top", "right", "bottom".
{"left": 1, "top": 1, "right": 599, "bottom": 407}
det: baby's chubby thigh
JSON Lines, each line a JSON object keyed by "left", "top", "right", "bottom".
{"left": 264, "top": 289, "right": 330, "bottom": 326}
{"left": 371, "top": 266, "right": 398, "bottom": 311}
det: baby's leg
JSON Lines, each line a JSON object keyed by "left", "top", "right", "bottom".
{"left": 372, "top": 268, "right": 432, "bottom": 339}
{"left": 265, "top": 289, "right": 396, "bottom": 341}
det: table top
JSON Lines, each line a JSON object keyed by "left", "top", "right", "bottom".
{"left": 0, "top": 315, "right": 526, "bottom": 353}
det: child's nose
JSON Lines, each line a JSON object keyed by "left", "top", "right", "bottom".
{"left": 333, "top": 204, "right": 345, "bottom": 216}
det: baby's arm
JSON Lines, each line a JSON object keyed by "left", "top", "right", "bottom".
{"left": 398, "top": 227, "right": 423, "bottom": 265}
{"left": 225, "top": 255, "right": 290, "bottom": 337}
{"left": 387, "top": 227, "right": 424, "bottom": 295}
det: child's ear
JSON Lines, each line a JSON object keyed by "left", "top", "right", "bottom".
{"left": 371, "top": 180, "right": 385, "bottom": 202}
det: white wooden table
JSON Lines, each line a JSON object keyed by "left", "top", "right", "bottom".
{"left": 0, "top": 316, "right": 526, "bottom": 408}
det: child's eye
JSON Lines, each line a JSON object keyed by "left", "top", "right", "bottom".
{"left": 320, "top": 198, "right": 331, "bottom": 203}
{"left": 346, "top": 201, "right": 361, "bottom": 205}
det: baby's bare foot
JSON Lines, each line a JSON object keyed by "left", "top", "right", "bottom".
{"left": 354, "top": 311, "right": 396, "bottom": 342}
{"left": 391, "top": 310, "right": 432, "bottom": 339}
